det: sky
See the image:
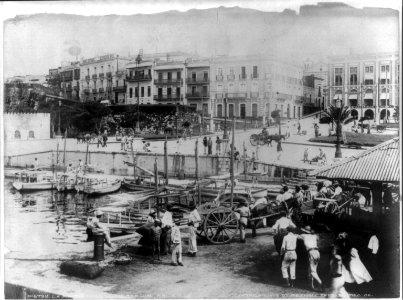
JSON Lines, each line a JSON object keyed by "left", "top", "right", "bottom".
{"left": 1, "top": 0, "right": 401, "bottom": 78}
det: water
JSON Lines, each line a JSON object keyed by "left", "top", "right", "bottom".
{"left": 4, "top": 180, "right": 123, "bottom": 259}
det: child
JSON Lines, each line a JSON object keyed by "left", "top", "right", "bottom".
{"left": 151, "top": 219, "right": 162, "bottom": 261}
{"left": 303, "top": 148, "right": 309, "bottom": 163}
{"left": 171, "top": 220, "right": 184, "bottom": 266}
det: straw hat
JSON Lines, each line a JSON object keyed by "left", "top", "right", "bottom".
{"left": 301, "top": 225, "right": 313, "bottom": 233}
{"left": 94, "top": 209, "right": 103, "bottom": 217}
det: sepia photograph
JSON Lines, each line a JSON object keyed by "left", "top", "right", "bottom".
{"left": 1, "top": 0, "right": 401, "bottom": 298}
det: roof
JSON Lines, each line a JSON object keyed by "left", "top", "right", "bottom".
{"left": 310, "top": 138, "right": 400, "bottom": 183}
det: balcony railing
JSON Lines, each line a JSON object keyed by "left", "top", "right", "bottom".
{"left": 126, "top": 74, "right": 152, "bottom": 82}
{"left": 113, "top": 86, "right": 127, "bottom": 92}
{"left": 239, "top": 74, "right": 247, "bottom": 80}
{"left": 154, "top": 78, "right": 182, "bottom": 85}
{"left": 99, "top": 88, "right": 105, "bottom": 93}
{"left": 106, "top": 72, "right": 112, "bottom": 78}
{"left": 226, "top": 92, "right": 247, "bottom": 100}
{"left": 154, "top": 95, "right": 181, "bottom": 101}
{"left": 83, "top": 88, "right": 90, "bottom": 94}
{"left": 65, "top": 86, "right": 73, "bottom": 92}
{"left": 99, "top": 73, "right": 105, "bottom": 79}
{"left": 227, "top": 75, "right": 235, "bottom": 81}
{"left": 85, "top": 75, "right": 90, "bottom": 81}
{"left": 62, "top": 76, "right": 73, "bottom": 82}
{"left": 216, "top": 93, "right": 224, "bottom": 99}
{"left": 250, "top": 92, "right": 259, "bottom": 99}
{"left": 92, "top": 88, "right": 98, "bottom": 94}
{"left": 216, "top": 75, "right": 224, "bottom": 81}
{"left": 92, "top": 74, "right": 98, "bottom": 80}
{"left": 186, "top": 77, "right": 209, "bottom": 84}
{"left": 106, "top": 87, "right": 112, "bottom": 93}
{"left": 186, "top": 92, "right": 209, "bottom": 99}
{"left": 251, "top": 74, "right": 259, "bottom": 79}
{"left": 116, "top": 70, "right": 125, "bottom": 77}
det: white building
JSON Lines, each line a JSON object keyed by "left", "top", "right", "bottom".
{"left": 3, "top": 113, "right": 50, "bottom": 140}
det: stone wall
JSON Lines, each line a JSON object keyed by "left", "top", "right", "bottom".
{"left": 3, "top": 113, "right": 50, "bottom": 140}
{"left": 5, "top": 150, "right": 306, "bottom": 179}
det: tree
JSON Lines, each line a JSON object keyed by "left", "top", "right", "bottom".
{"left": 71, "top": 102, "right": 112, "bottom": 133}
{"left": 271, "top": 110, "right": 281, "bottom": 135}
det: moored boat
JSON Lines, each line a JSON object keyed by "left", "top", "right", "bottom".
{"left": 12, "top": 171, "right": 57, "bottom": 191}
{"left": 122, "top": 176, "right": 165, "bottom": 191}
{"left": 76, "top": 176, "right": 122, "bottom": 195}
{"left": 56, "top": 173, "right": 78, "bottom": 192}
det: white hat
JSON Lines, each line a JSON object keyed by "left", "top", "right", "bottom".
{"left": 94, "top": 209, "right": 103, "bottom": 216}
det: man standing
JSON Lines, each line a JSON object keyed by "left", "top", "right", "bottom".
{"left": 367, "top": 231, "right": 379, "bottom": 280}
{"left": 299, "top": 226, "right": 323, "bottom": 291}
{"left": 203, "top": 136, "right": 208, "bottom": 154}
{"left": 216, "top": 136, "right": 221, "bottom": 156}
{"left": 187, "top": 203, "right": 201, "bottom": 256}
{"left": 235, "top": 202, "right": 250, "bottom": 243}
{"left": 207, "top": 137, "right": 213, "bottom": 155}
{"left": 171, "top": 220, "right": 184, "bottom": 266}
{"left": 277, "top": 140, "right": 283, "bottom": 161}
{"left": 34, "top": 157, "right": 39, "bottom": 171}
{"left": 281, "top": 226, "right": 298, "bottom": 287}
{"left": 160, "top": 204, "right": 173, "bottom": 255}
{"left": 272, "top": 212, "right": 296, "bottom": 255}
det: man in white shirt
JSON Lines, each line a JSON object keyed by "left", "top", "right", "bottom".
{"left": 171, "top": 220, "right": 183, "bottom": 266}
{"left": 34, "top": 158, "right": 39, "bottom": 171}
{"left": 299, "top": 226, "right": 323, "bottom": 291}
{"left": 272, "top": 212, "right": 296, "bottom": 254}
{"left": 367, "top": 231, "right": 379, "bottom": 279}
{"left": 281, "top": 226, "right": 298, "bottom": 287}
{"left": 160, "top": 204, "right": 173, "bottom": 255}
{"left": 331, "top": 182, "right": 343, "bottom": 199}
{"left": 86, "top": 210, "right": 113, "bottom": 248}
{"left": 187, "top": 203, "right": 201, "bottom": 256}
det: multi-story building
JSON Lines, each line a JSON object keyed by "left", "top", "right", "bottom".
{"left": 153, "top": 60, "right": 186, "bottom": 105}
{"left": 79, "top": 54, "right": 130, "bottom": 103}
{"left": 185, "top": 59, "right": 210, "bottom": 115}
{"left": 126, "top": 59, "right": 154, "bottom": 105}
{"left": 327, "top": 52, "right": 400, "bottom": 123}
{"left": 303, "top": 59, "right": 328, "bottom": 114}
{"left": 59, "top": 62, "right": 80, "bottom": 101}
{"left": 210, "top": 54, "right": 305, "bottom": 122}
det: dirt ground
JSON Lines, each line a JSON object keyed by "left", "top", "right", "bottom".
{"left": 5, "top": 226, "right": 399, "bottom": 299}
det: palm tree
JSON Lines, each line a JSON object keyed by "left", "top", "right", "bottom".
{"left": 321, "top": 104, "right": 355, "bottom": 158}
{"left": 271, "top": 110, "right": 281, "bottom": 135}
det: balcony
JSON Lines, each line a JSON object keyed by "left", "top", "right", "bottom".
{"left": 126, "top": 74, "right": 152, "bottom": 82}
{"left": 83, "top": 89, "right": 90, "bottom": 94}
{"left": 116, "top": 70, "right": 125, "bottom": 77}
{"left": 92, "top": 88, "right": 98, "bottom": 94}
{"left": 113, "top": 86, "right": 127, "bottom": 93}
{"left": 154, "top": 78, "right": 182, "bottom": 85}
{"left": 239, "top": 74, "right": 247, "bottom": 80}
{"left": 85, "top": 75, "right": 90, "bottom": 81}
{"left": 99, "top": 88, "right": 105, "bottom": 93}
{"left": 226, "top": 93, "right": 247, "bottom": 100}
{"left": 65, "top": 86, "right": 73, "bottom": 92}
{"left": 154, "top": 95, "right": 181, "bottom": 101}
{"left": 106, "top": 87, "right": 112, "bottom": 93}
{"left": 92, "top": 74, "right": 98, "bottom": 80}
{"left": 186, "top": 92, "right": 209, "bottom": 99}
{"left": 99, "top": 73, "right": 105, "bottom": 79}
{"left": 216, "top": 93, "right": 224, "bottom": 99}
{"left": 186, "top": 77, "right": 209, "bottom": 84}
{"left": 106, "top": 72, "right": 112, "bottom": 78}
{"left": 251, "top": 74, "right": 259, "bottom": 79}
{"left": 62, "top": 76, "right": 73, "bottom": 82}
{"left": 250, "top": 92, "right": 259, "bottom": 99}
{"left": 216, "top": 75, "right": 224, "bottom": 81}
{"left": 227, "top": 75, "right": 235, "bottom": 81}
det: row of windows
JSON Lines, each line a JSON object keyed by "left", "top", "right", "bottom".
{"left": 215, "top": 103, "right": 302, "bottom": 118}
{"left": 14, "top": 130, "right": 35, "bottom": 139}
{"left": 129, "top": 86, "right": 152, "bottom": 98}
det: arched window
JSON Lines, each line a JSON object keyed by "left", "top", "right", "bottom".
{"left": 14, "top": 130, "right": 21, "bottom": 139}
{"left": 28, "top": 131, "right": 35, "bottom": 139}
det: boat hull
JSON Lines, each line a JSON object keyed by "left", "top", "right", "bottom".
{"left": 83, "top": 181, "right": 122, "bottom": 195}
{"left": 12, "top": 182, "right": 55, "bottom": 191}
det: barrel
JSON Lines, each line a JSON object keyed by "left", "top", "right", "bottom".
{"left": 93, "top": 233, "right": 105, "bottom": 261}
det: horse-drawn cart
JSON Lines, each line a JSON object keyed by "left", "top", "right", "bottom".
{"left": 250, "top": 133, "right": 286, "bottom": 146}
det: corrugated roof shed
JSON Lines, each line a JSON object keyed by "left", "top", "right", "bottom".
{"left": 310, "top": 138, "right": 400, "bottom": 183}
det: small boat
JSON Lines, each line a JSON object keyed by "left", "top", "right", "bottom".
{"left": 56, "top": 173, "right": 78, "bottom": 192}
{"left": 76, "top": 176, "right": 122, "bottom": 195}
{"left": 198, "top": 180, "right": 268, "bottom": 200}
{"left": 12, "top": 171, "right": 57, "bottom": 191}
{"left": 122, "top": 176, "right": 165, "bottom": 191}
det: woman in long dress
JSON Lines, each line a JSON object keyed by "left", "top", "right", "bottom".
{"left": 343, "top": 248, "right": 372, "bottom": 285}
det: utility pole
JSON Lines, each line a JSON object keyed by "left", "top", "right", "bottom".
{"left": 223, "top": 97, "right": 228, "bottom": 139}
{"left": 135, "top": 53, "right": 142, "bottom": 133}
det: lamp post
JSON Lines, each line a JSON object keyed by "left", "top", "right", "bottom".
{"left": 335, "top": 97, "right": 342, "bottom": 158}
{"left": 57, "top": 100, "right": 62, "bottom": 136}
{"left": 223, "top": 97, "right": 228, "bottom": 140}
{"left": 135, "top": 54, "right": 142, "bottom": 133}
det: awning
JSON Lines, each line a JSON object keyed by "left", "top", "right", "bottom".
{"left": 348, "top": 94, "right": 357, "bottom": 100}
{"left": 364, "top": 93, "right": 373, "bottom": 100}
{"left": 333, "top": 94, "right": 342, "bottom": 100}
{"left": 380, "top": 93, "right": 389, "bottom": 100}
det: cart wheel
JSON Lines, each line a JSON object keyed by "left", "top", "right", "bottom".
{"left": 196, "top": 202, "right": 218, "bottom": 238}
{"left": 324, "top": 202, "right": 339, "bottom": 214}
{"left": 204, "top": 207, "right": 238, "bottom": 244}
{"left": 250, "top": 134, "right": 258, "bottom": 146}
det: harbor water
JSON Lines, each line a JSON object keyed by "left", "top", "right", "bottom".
{"left": 3, "top": 180, "right": 125, "bottom": 259}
